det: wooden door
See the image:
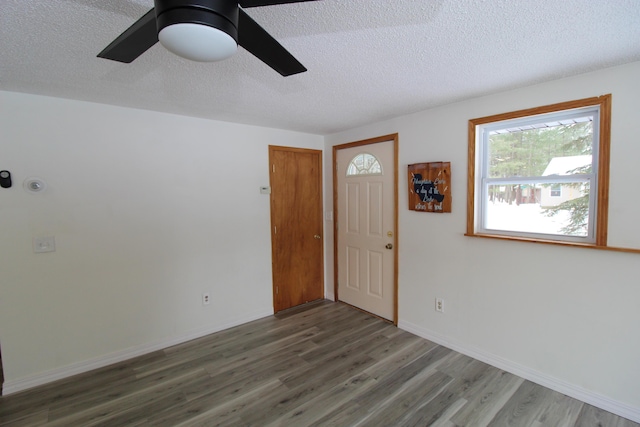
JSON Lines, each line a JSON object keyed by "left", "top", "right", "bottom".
{"left": 334, "top": 135, "right": 398, "bottom": 322}
{"left": 270, "top": 146, "right": 324, "bottom": 312}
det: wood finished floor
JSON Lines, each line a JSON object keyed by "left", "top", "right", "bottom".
{"left": 1, "top": 300, "right": 637, "bottom": 427}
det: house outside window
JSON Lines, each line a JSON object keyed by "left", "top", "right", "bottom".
{"left": 467, "top": 95, "right": 611, "bottom": 246}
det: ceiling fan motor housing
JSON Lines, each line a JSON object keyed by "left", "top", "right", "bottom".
{"left": 155, "top": 0, "right": 239, "bottom": 43}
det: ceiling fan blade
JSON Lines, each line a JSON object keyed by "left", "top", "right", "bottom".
{"left": 98, "top": 9, "right": 158, "bottom": 63}
{"left": 238, "top": 8, "right": 306, "bottom": 76}
{"left": 239, "top": 0, "right": 320, "bottom": 8}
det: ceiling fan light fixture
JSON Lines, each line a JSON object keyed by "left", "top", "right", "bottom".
{"left": 99, "top": 0, "right": 309, "bottom": 75}
{"left": 158, "top": 23, "right": 238, "bottom": 62}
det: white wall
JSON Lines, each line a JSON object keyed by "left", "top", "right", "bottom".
{"left": 324, "top": 61, "right": 640, "bottom": 421}
{"left": 0, "top": 92, "right": 323, "bottom": 392}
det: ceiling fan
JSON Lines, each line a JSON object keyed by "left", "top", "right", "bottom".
{"left": 98, "top": 0, "right": 318, "bottom": 76}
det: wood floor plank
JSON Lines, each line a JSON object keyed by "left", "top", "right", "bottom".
{"left": 88, "top": 391, "right": 186, "bottom": 427}
{"left": 438, "top": 357, "right": 498, "bottom": 398}
{"left": 400, "top": 386, "right": 465, "bottom": 427}
{"left": 303, "top": 311, "right": 380, "bottom": 351}
{"left": 1, "top": 300, "right": 637, "bottom": 427}
{"left": 239, "top": 354, "right": 377, "bottom": 425}
{"left": 285, "top": 333, "right": 390, "bottom": 389}
{"left": 305, "top": 346, "right": 457, "bottom": 427}
{"left": 574, "top": 404, "right": 640, "bottom": 427}
{"left": 488, "top": 380, "right": 569, "bottom": 426}
{"left": 429, "top": 398, "right": 468, "bottom": 427}
{"left": 149, "top": 379, "right": 283, "bottom": 427}
{"left": 299, "top": 322, "right": 395, "bottom": 364}
{"left": 264, "top": 373, "right": 377, "bottom": 427}
{"left": 0, "top": 360, "right": 140, "bottom": 419}
{"left": 200, "top": 328, "right": 319, "bottom": 378}
{"left": 364, "top": 328, "right": 426, "bottom": 361}
{"left": 189, "top": 352, "right": 310, "bottom": 404}
{"left": 354, "top": 368, "right": 454, "bottom": 426}
{"left": 283, "top": 349, "right": 375, "bottom": 392}
{"left": 47, "top": 365, "right": 205, "bottom": 420}
{"left": 533, "top": 392, "right": 585, "bottom": 427}
{"left": 449, "top": 368, "right": 525, "bottom": 427}
{"left": 305, "top": 399, "right": 368, "bottom": 427}
{"left": 362, "top": 339, "right": 436, "bottom": 384}
{"left": 0, "top": 409, "right": 49, "bottom": 427}
{"left": 133, "top": 317, "right": 312, "bottom": 379}
{"left": 354, "top": 345, "right": 453, "bottom": 407}
{"left": 46, "top": 369, "right": 205, "bottom": 426}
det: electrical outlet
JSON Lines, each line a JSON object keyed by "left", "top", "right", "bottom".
{"left": 435, "top": 298, "right": 444, "bottom": 313}
{"left": 202, "top": 293, "right": 210, "bottom": 305}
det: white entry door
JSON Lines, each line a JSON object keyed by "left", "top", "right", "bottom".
{"left": 336, "top": 139, "right": 396, "bottom": 321}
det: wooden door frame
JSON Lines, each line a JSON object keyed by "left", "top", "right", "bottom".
{"left": 269, "top": 145, "right": 324, "bottom": 312}
{"left": 333, "top": 134, "right": 399, "bottom": 325}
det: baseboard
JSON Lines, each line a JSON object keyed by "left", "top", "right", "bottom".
{"left": 398, "top": 319, "right": 640, "bottom": 424}
{"left": 2, "top": 307, "right": 274, "bottom": 396}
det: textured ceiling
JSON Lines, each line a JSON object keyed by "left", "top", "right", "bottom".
{"left": 2, "top": 0, "right": 640, "bottom": 135}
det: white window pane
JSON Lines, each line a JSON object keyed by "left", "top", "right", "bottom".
{"left": 487, "top": 119, "right": 593, "bottom": 179}
{"left": 346, "top": 153, "right": 382, "bottom": 176}
{"left": 484, "top": 183, "right": 589, "bottom": 237}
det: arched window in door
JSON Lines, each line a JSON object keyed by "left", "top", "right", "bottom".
{"left": 346, "top": 153, "right": 382, "bottom": 176}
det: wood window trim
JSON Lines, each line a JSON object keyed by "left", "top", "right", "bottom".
{"left": 465, "top": 94, "right": 626, "bottom": 251}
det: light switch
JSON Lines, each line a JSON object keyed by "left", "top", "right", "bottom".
{"left": 33, "top": 236, "right": 56, "bottom": 253}
{"left": 260, "top": 186, "right": 271, "bottom": 195}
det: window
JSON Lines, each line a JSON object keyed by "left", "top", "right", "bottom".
{"left": 550, "top": 184, "right": 562, "bottom": 197}
{"left": 346, "top": 153, "right": 382, "bottom": 176}
{"left": 467, "top": 95, "right": 611, "bottom": 246}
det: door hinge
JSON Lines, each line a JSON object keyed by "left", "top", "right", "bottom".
{"left": 274, "top": 226, "right": 277, "bottom": 234}
{"left": 272, "top": 164, "right": 275, "bottom": 173}
{"left": 276, "top": 286, "right": 279, "bottom": 295}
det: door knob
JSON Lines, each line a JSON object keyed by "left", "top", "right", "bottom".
{"left": 314, "top": 234, "right": 321, "bottom": 240}
{"left": 385, "top": 243, "right": 393, "bottom": 249}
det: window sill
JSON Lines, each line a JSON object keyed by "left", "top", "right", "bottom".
{"left": 464, "top": 232, "right": 640, "bottom": 255}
